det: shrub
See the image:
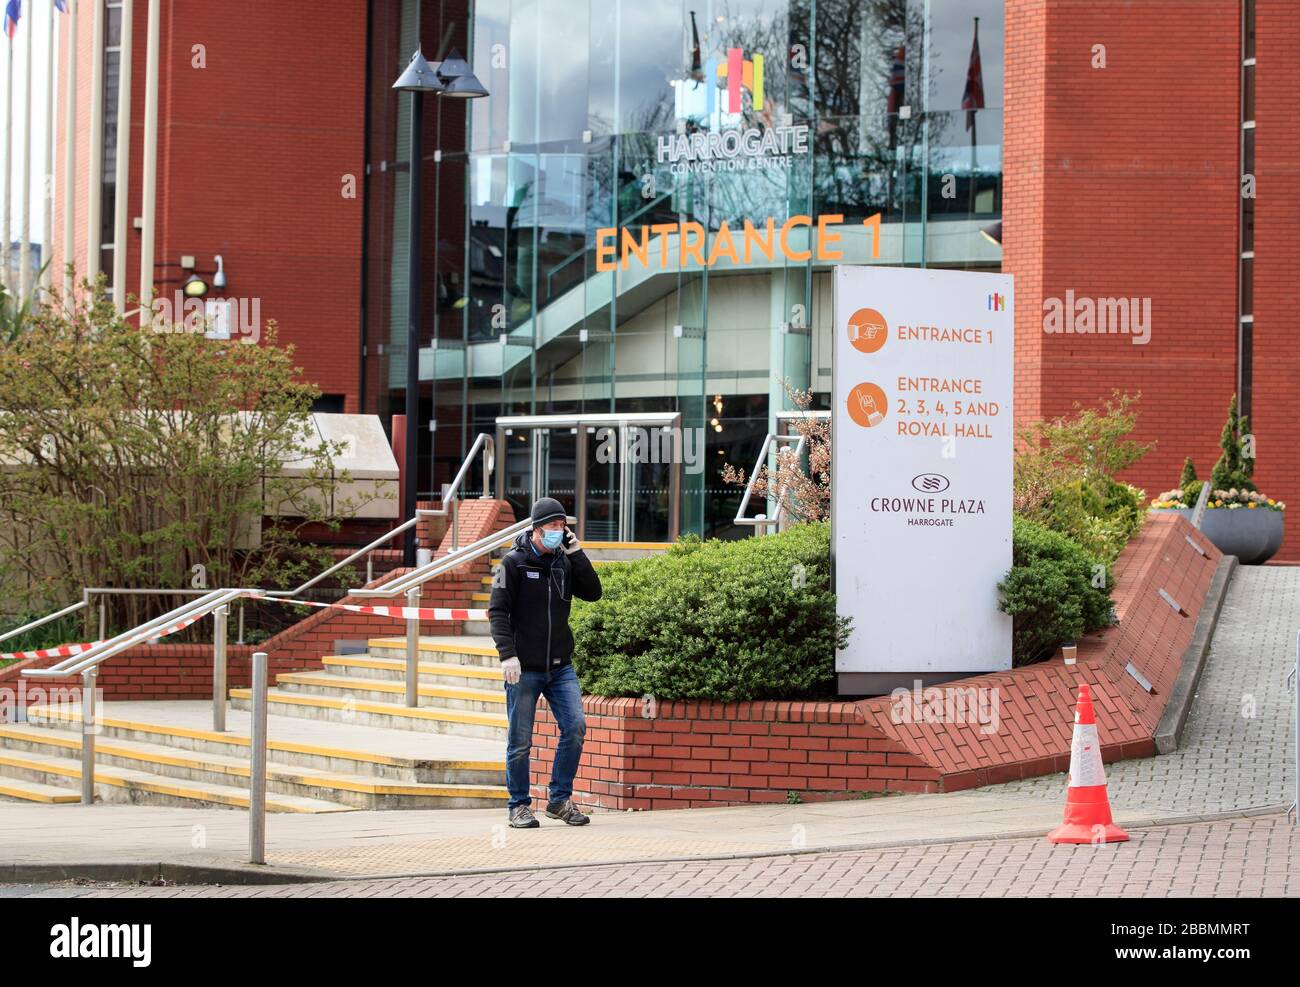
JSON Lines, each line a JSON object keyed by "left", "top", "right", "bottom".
{"left": 1041, "top": 477, "right": 1145, "bottom": 563}
{"left": 571, "top": 521, "right": 850, "bottom": 701}
{"left": 998, "top": 516, "right": 1115, "bottom": 667}
{"left": 1210, "top": 394, "right": 1255, "bottom": 492}
{"left": 1014, "top": 392, "right": 1150, "bottom": 561}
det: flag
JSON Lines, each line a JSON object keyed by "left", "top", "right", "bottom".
{"left": 962, "top": 18, "right": 985, "bottom": 131}
{"left": 54, "top": 0, "right": 67, "bottom": 12}
{"left": 3, "top": 0, "right": 20, "bottom": 40}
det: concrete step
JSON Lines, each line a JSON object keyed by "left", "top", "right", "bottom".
{"left": 322, "top": 654, "right": 504, "bottom": 691}
{"left": 273, "top": 671, "right": 506, "bottom": 714}
{"left": 0, "top": 746, "right": 352, "bottom": 813}
{"left": 0, "top": 722, "right": 507, "bottom": 810}
{"left": 368, "top": 637, "right": 500, "bottom": 667}
{"left": 0, "top": 775, "right": 82, "bottom": 804}
{"left": 20, "top": 704, "right": 503, "bottom": 785}
{"left": 229, "top": 688, "right": 509, "bottom": 741}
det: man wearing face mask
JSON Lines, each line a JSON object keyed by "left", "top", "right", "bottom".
{"left": 489, "top": 496, "right": 602, "bottom": 828}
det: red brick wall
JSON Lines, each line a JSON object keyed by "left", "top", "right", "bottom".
{"left": 533, "top": 698, "right": 938, "bottom": 810}
{"left": 53, "top": 0, "right": 367, "bottom": 410}
{"left": 1249, "top": 4, "right": 1300, "bottom": 558}
{"left": 1004, "top": 1, "right": 1246, "bottom": 543}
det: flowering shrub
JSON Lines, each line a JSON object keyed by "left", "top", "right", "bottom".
{"left": 1151, "top": 488, "right": 1285, "bottom": 511}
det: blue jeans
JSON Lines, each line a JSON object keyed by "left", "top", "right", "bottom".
{"left": 504, "top": 662, "right": 586, "bottom": 808}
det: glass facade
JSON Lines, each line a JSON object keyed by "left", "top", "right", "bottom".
{"left": 364, "top": 0, "right": 1004, "bottom": 538}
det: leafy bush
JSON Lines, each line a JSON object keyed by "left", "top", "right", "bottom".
{"left": 998, "top": 516, "right": 1115, "bottom": 667}
{"left": 571, "top": 521, "right": 850, "bottom": 701}
{"left": 1041, "top": 477, "right": 1144, "bottom": 563}
{"left": 1014, "top": 392, "right": 1150, "bottom": 562}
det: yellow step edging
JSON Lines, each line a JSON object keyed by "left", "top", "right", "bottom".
{"left": 228, "top": 689, "right": 508, "bottom": 729}
{"left": 368, "top": 637, "right": 499, "bottom": 657}
{"left": 274, "top": 671, "right": 506, "bottom": 705}
{"left": 0, "top": 723, "right": 506, "bottom": 788}
{"left": 322, "top": 655, "right": 503, "bottom": 682}
{"left": 0, "top": 750, "right": 348, "bottom": 813}
{"left": 0, "top": 780, "right": 80, "bottom": 803}
{"left": 19, "top": 706, "right": 470, "bottom": 770}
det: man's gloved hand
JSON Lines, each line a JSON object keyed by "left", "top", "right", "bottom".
{"left": 562, "top": 527, "right": 581, "bottom": 555}
{"left": 501, "top": 656, "right": 522, "bottom": 685}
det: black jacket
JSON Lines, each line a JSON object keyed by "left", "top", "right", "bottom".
{"left": 488, "top": 530, "right": 602, "bottom": 672}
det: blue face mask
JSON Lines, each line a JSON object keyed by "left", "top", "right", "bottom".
{"left": 541, "top": 529, "right": 564, "bottom": 550}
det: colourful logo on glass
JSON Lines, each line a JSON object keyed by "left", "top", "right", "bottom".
{"left": 709, "top": 47, "right": 764, "bottom": 115}
{"left": 987, "top": 293, "right": 1005, "bottom": 312}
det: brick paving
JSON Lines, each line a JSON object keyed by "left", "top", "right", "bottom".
{"left": 8, "top": 813, "right": 1295, "bottom": 898}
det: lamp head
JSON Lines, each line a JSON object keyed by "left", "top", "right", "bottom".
{"left": 393, "top": 48, "right": 445, "bottom": 92}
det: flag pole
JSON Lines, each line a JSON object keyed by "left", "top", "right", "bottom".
{"left": 62, "top": 0, "right": 77, "bottom": 296}
{"left": 42, "top": 0, "right": 55, "bottom": 294}
{"left": 20, "top": 0, "right": 33, "bottom": 299}
{"left": 2, "top": 28, "right": 12, "bottom": 287}
{"left": 138, "top": 0, "right": 159, "bottom": 315}
{"left": 85, "top": 0, "right": 104, "bottom": 278}
{"left": 110, "top": 0, "right": 132, "bottom": 312}
{"left": 968, "top": 17, "right": 978, "bottom": 220}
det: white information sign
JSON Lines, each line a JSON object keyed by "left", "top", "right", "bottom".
{"left": 833, "top": 265, "right": 1014, "bottom": 687}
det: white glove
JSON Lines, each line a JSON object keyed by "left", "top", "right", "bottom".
{"left": 501, "top": 656, "right": 521, "bottom": 685}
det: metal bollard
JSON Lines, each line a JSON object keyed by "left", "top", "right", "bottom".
{"left": 250, "top": 651, "right": 268, "bottom": 865}
{"left": 212, "top": 605, "right": 228, "bottom": 732}
{"left": 1290, "top": 631, "right": 1298, "bottom": 827}
{"left": 81, "top": 668, "right": 97, "bottom": 805}
{"left": 98, "top": 602, "right": 106, "bottom": 642}
{"left": 406, "top": 587, "right": 420, "bottom": 707}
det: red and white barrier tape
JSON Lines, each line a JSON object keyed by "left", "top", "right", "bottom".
{"left": 2, "top": 594, "right": 485, "bottom": 664}
{"left": 250, "top": 593, "right": 486, "bottom": 623}
{"left": 0, "top": 610, "right": 206, "bottom": 664}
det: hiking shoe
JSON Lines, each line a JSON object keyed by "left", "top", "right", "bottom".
{"left": 508, "top": 805, "right": 540, "bottom": 828}
{"left": 545, "top": 798, "right": 590, "bottom": 825}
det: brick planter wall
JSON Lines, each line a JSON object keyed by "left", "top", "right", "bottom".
{"left": 529, "top": 514, "right": 1223, "bottom": 810}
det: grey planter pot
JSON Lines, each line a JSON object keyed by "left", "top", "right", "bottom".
{"left": 1149, "top": 506, "right": 1284, "bottom": 565}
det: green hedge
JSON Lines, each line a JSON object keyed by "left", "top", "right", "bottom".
{"left": 998, "top": 515, "right": 1116, "bottom": 666}
{"left": 571, "top": 521, "right": 850, "bottom": 701}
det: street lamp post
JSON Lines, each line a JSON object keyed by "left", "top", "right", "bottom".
{"left": 392, "top": 48, "right": 488, "bottom": 566}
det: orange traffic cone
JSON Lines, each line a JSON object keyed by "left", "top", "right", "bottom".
{"left": 1047, "top": 683, "right": 1129, "bottom": 844}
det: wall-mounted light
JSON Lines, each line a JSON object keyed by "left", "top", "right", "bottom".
{"left": 213, "top": 255, "right": 226, "bottom": 290}
{"left": 183, "top": 274, "right": 209, "bottom": 298}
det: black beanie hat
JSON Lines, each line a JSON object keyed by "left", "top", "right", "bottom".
{"left": 530, "top": 496, "right": 566, "bottom": 529}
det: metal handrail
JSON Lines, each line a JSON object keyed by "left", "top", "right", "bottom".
{"left": 412, "top": 432, "right": 495, "bottom": 553}
{"left": 22, "top": 587, "right": 251, "bottom": 680}
{"left": 351, "top": 515, "right": 548, "bottom": 599}
{"left": 734, "top": 432, "right": 808, "bottom": 534}
{"left": 0, "top": 597, "right": 89, "bottom": 647}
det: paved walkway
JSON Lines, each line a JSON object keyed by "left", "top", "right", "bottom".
{"left": 956, "top": 565, "right": 1298, "bottom": 815}
{"left": 1, "top": 567, "right": 1295, "bottom": 893}
{"left": 9, "top": 813, "right": 1297, "bottom": 897}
